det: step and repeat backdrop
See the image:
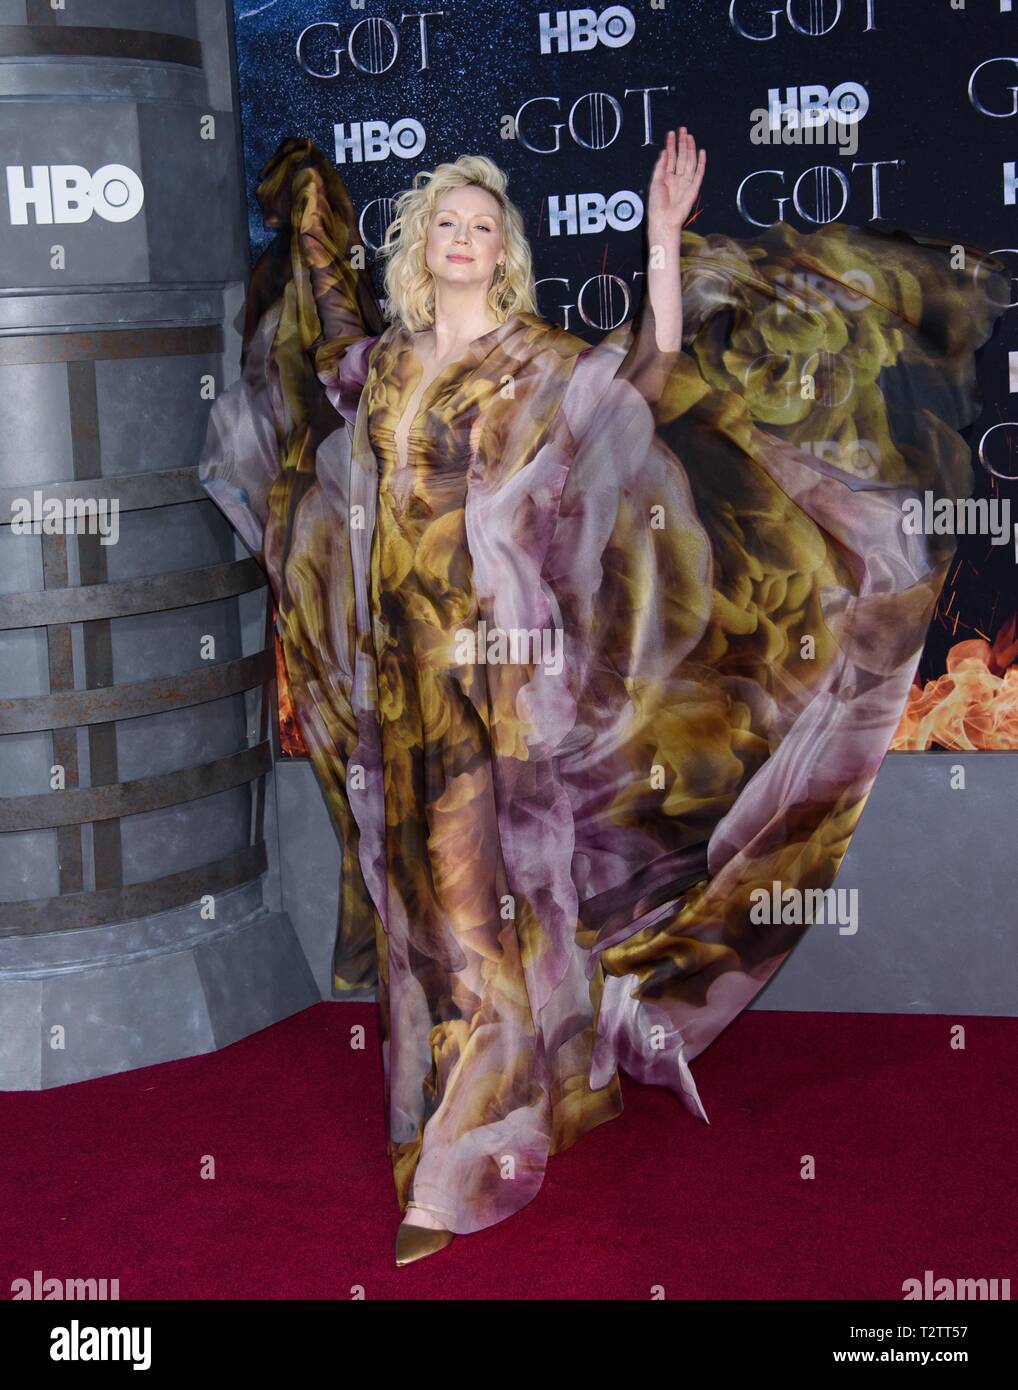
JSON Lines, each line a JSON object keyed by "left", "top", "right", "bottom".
{"left": 231, "top": 0, "right": 1017, "bottom": 753}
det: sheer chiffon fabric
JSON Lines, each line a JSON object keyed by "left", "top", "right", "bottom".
{"left": 199, "top": 140, "right": 1007, "bottom": 1234}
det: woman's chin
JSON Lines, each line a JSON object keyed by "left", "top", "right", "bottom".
{"left": 434, "top": 278, "right": 484, "bottom": 296}
{"left": 432, "top": 262, "right": 485, "bottom": 284}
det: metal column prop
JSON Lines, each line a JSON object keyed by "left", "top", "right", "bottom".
{"left": 0, "top": 0, "right": 317, "bottom": 1090}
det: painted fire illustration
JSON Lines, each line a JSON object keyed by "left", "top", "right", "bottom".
{"left": 892, "top": 615, "right": 1018, "bottom": 751}
{"left": 273, "top": 626, "right": 309, "bottom": 758}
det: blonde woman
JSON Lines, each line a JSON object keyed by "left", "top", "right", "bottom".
{"left": 200, "top": 133, "right": 1006, "bottom": 1267}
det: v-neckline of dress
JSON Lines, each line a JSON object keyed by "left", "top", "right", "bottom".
{"left": 392, "top": 313, "right": 520, "bottom": 472}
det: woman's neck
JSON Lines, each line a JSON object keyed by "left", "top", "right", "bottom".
{"left": 426, "top": 285, "right": 501, "bottom": 357}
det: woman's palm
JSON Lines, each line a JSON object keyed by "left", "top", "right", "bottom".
{"left": 647, "top": 126, "right": 706, "bottom": 232}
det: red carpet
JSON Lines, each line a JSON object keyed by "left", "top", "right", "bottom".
{"left": 2, "top": 1005, "right": 1014, "bottom": 1300}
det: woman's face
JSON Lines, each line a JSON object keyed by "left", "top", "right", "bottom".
{"left": 425, "top": 185, "right": 506, "bottom": 294}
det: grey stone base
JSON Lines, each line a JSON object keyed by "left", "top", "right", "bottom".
{"left": 0, "top": 889, "right": 318, "bottom": 1090}
{"left": 753, "top": 752, "right": 1017, "bottom": 1016}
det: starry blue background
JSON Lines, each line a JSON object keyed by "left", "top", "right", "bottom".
{"left": 230, "top": 0, "right": 1014, "bottom": 691}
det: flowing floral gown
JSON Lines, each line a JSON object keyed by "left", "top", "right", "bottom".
{"left": 199, "top": 140, "right": 1007, "bottom": 1235}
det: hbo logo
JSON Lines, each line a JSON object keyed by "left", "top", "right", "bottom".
{"left": 767, "top": 82, "right": 869, "bottom": 126}
{"left": 538, "top": 5, "right": 636, "bottom": 54}
{"left": 333, "top": 119, "right": 426, "bottom": 163}
{"left": 547, "top": 190, "right": 643, "bottom": 236}
{"left": 6, "top": 164, "right": 145, "bottom": 225}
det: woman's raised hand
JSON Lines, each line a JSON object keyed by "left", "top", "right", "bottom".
{"left": 647, "top": 127, "right": 706, "bottom": 235}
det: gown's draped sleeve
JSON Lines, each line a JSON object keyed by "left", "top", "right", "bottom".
{"left": 199, "top": 138, "right": 384, "bottom": 566}
{"left": 544, "top": 222, "right": 1008, "bottom": 1115}
{"left": 198, "top": 139, "right": 387, "bottom": 994}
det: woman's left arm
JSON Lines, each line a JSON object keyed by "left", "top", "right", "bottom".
{"left": 645, "top": 127, "right": 706, "bottom": 352}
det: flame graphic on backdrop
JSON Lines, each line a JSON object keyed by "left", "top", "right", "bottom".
{"left": 274, "top": 627, "right": 309, "bottom": 757}
{"left": 892, "top": 617, "right": 1018, "bottom": 751}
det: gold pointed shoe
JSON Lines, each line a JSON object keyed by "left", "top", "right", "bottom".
{"left": 395, "top": 1222, "right": 456, "bottom": 1267}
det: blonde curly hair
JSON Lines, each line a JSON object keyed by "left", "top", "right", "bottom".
{"left": 376, "top": 154, "right": 538, "bottom": 331}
